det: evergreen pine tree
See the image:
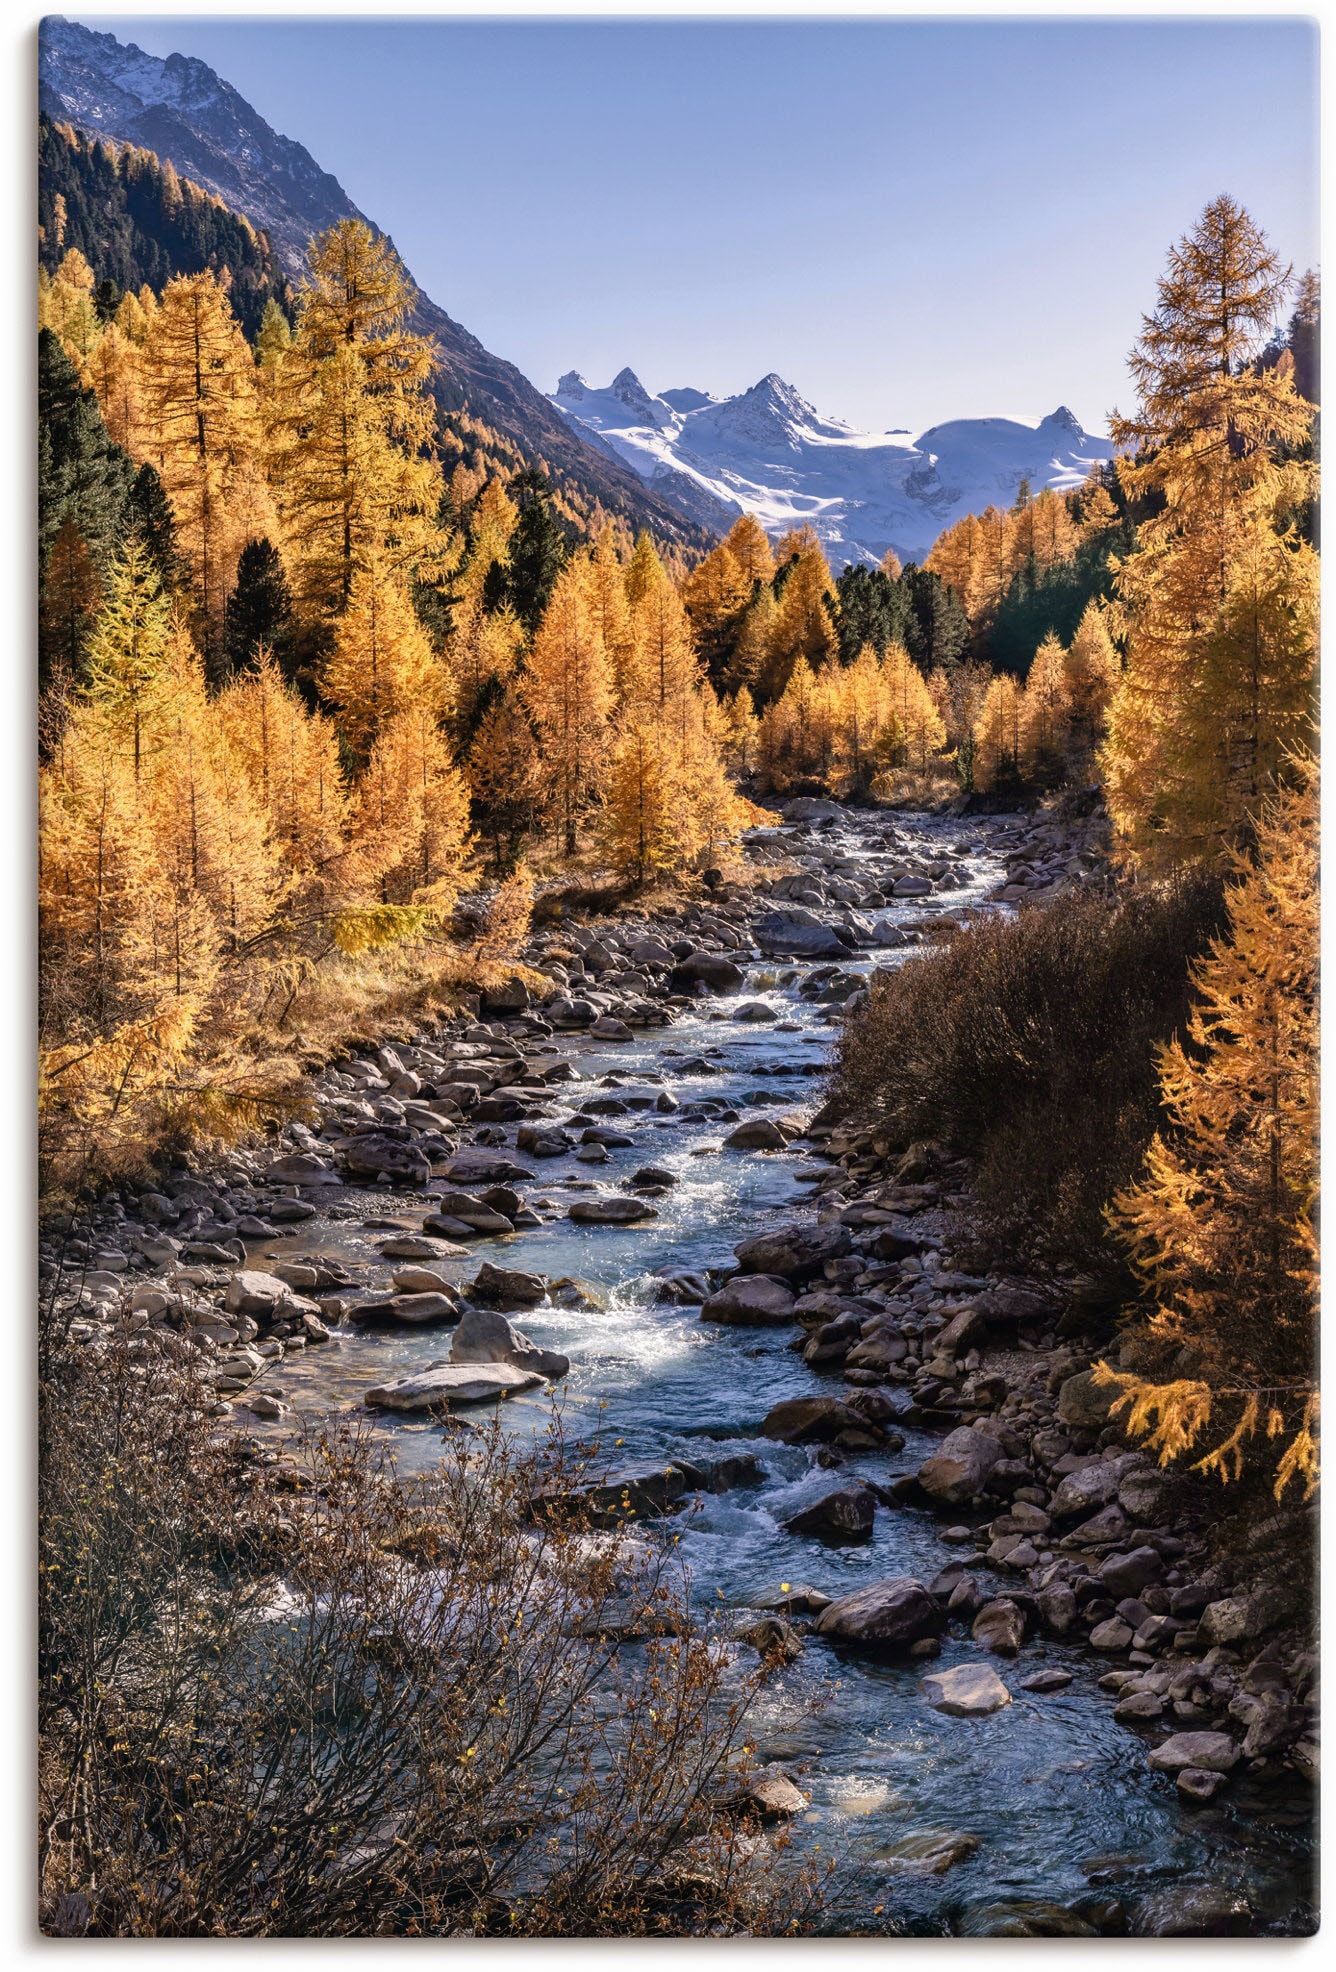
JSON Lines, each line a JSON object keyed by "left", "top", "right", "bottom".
{"left": 506, "top": 467, "right": 569, "bottom": 633}
{"left": 223, "top": 538, "right": 293, "bottom": 676}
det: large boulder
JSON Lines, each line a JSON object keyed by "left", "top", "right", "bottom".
{"left": 224, "top": 1270, "right": 295, "bottom": 1318}
{"left": 364, "top": 1361, "right": 545, "bottom": 1411}
{"left": 1049, "top": 1459, "right": 1125, "bottom": 1521}
{"left": 733, "top": 1222, "right": 852, "bottom": 1281}
{"left": 341, "top": 1134, "right": 432, "bottom": 1186}
{"left": 754, "top": 909, "right": 853, "bottom": 959}
{"left": 761, "top": 1396, "right": 869, "bottom": 1445}
{"left": 917, "top": 1426, "right": 1003, "bottom": 1505}
{"left": 1147, "top": 1732, "right": 1241, "bottom": 1777}
{"left": 530, "top": 1461, "right": 690, "bottom": 1526}
{"left": 971, "top": 1599, "right": 1026, "bottom": 1656}
{"left": 451, "top": 1306, "right": 568, "bottom": 1380}
{"left": 669, "top": 952, "right": 746, "bottom": 993}
{"left": 921, "top": 1664, "right": 1013, "bottom": 1718}
{"left": 265, "top": 1151, "right": 342, "bottom": 1186}
{"left": 479, "top": 975, "right": 530, "bottom": 1014}
{"left": 814, "top": 1577, "right": 944, "bottom": 1650}
{"left": 725, "top": 1117, "right": 800, "bottom": 1151}
{"left": 1057, "top": 1369, "right": 1118, "bottom": 1433}
{"left": 782, "top": 1484, "right": 877, "bottom": 1543}
{"left": 700, "top": 1275, "right": 796, "bottom": 1326}
{"left": 467, "top": 1262, "right": 547, "bottom": 1309}
{"left": 1198, "top": 1595, "right": 1268, "bottom": 1648}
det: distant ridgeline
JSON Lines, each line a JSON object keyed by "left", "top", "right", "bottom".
{"left": 39, "top": 112, "right": 292, "bottom": 341}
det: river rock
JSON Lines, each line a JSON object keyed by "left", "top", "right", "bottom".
{"left": 1099, "top": 1546, "right": 1165, "bottom": 1599}
{"left": 725, "top": 1117, "right": 799, "bottom": 1151}
{"left": 1049, "top": 1459, "right": 1124, "bottom": 1520}
{"left": 737, "top": 1616, "right": 804, "bottom": 1664}
{"left": 754, "top": 909, "right": 852, "bottom": 958}
{"left": 1134, "top": 1886, "right": 1253, "bottom": 1936}
{"left": 479, "top": 975, "right": 530, "bottom": 1014}
{"left": 364, "top": 1361, "right": 545, "bottom": 1411}
{"left": 442, "top": 1150, "right": 535, "bottom": 1186}
{"left": 392, "top": 1266, "right": 458, "bottom": 1295}
{"left": 377, "top": 1292, "right": 459, "bottom": 1326}
{"left": 700, "top": 1275, "right": 796, "bottom": 1325}
{"left": 971, "top": 1599, "right": 1026, "bottom": 1655}
{"left": 917, "top": 1425, "right": 1002, "bottom": 1505}
{"left": 761, "top": 1396, "right": 868, "bottom": 1444}
{"left": 516, "top": 1124, "right": 570, "bottom": 1158}
{"left": 1147, "top": 1731, "right": 1240, "bottom": 1776}
{"left": 814, "top": 1577, "right": 944, "bottom": 1650}
{"left": 1057, "top": 1369, "right": 1118, "bottom": 1432}
{"left": 921, "top": 1664, "right": 1013, "bottom": 1717}
{"left": 1198, "top": 1595, "right": 1267, "bottom": 1648}
{"left": 568, "top": 1196, "right": 659, "bottom": 1224}
{"left": 379, "top": 1235, "right": 461, "bottom": 1261}
{"left": 590, "top": 1015, "right": 633, "bottom": 1041}
{"left": 877, "top": 1829, "right": 979, "bottom": 1875}
{"left": 669, "top": 952, "right": 746, "bottom": 993}
{"left": 718, "top": 1765, "right": 807, "bottom": 1822}
{"left": 782, "top": 1484, "right": 877, "bottom": 1542}
{"left": 1176, "top": 1767, "right": 1229, "bottom": 1803}
{"left": 733, "top": 1222, "right": 852, "bottom": 1280}
{"left": 341, "top": 1135, "right": 432, "bottom": 1185}
{"left": 223, "top": 1270, "right": 293, "bottom": 1318}
{"left": 733, "top": 1000, "right": 779, "bottom": 1023}
{"left": 266, "top": 1152, "right": 342, "bottom": 1186}
{"left": 450, "top": 1306, "right": 568, "bottom": 1380}
{"left": 467, "top": 1262, "right": 547, "bottom": 1308}
{"left": 531, "top": 1461, "right": 689, "bottom": 1525}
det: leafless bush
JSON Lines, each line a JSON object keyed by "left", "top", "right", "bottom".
{"left": 39, "top": 1340, "right": 821, "bottom": 1936}
{"left": 831, "top": 875, "right": 1226, "bottom": 1268}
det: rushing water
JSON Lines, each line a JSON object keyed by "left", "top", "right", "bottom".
{"left": 245, "top": 811, "right": 1315, "bottom": 1936}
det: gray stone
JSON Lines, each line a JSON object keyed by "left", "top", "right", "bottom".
{"left": 1147, "top": 1731, "right": 1240, "bottom": 1776}
{"left": 972, "top": 1599, "right": 1026, "bottom": 1656}
{"left": 451, "top": 1306, "right": 568, "bottom": 1380}
{"left": 364, "top": 1361, "right": 545, "bottom": 1411}
{"left": 700, "top": 1274, "right": 796, "bottom": 1326}
{"left": 917, "top": 1425, "right": 1002, "bottom": 1505}
{"left": 1057, "top": 1369, "right": 1118, "bottom": 1432}
{"left": 733, "top": 1221, "right": 852, "bottom": 1280}
{"left": 814, "top": 1577, "right": 944, "bottom": 1650}
{"left": 568, "top": 1196, "right": 659, "bottom": 1224}
{"left": 467, "top": 1262, "right": 547, "bottom": 1308}
{"left": 921, "top": 1664, "right": 1012, "bottom": 1717}
{"left": 782, "top": 1484, "right": 877, "bottom": 1543}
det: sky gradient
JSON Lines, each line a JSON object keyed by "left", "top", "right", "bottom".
{"left": 93, "top": 15, "right": 1319, "bottom": 437}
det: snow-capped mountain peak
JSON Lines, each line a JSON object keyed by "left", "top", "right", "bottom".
{"left": 550, "top": 367, "right": 1113, "bottom": 569}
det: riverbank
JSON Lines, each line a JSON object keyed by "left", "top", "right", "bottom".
{"left": 40, "top": 798, "right": 1317, "bottom": 1936}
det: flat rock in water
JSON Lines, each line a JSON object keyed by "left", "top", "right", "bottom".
{"left": 877, "top": 1829, "right": 980, "bottom": 1875}
{"left": 364, "top": 1361, "right": 544, "bottom": 1411}
{"left": 442, "top": 1151, "right": 534, "bottom": 1186}
{"left": 921, "top": 1663, "right": 1013, "bottom": 1717}
{"left": 467, "top": 1261, "right": 547, "bottom": 1308}
{"left": 379, "top": 1235, "right": 461, "bottom": 1260}
{"left": 568, "top": 1196, "right": 658, "bottom": 1224}
{"left": 1147, "top": 1731, "right": 1240, "bottom": 1776}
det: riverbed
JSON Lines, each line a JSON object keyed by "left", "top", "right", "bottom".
{"left": 236, "top": 808, "right": 1315, "bottom": 1937}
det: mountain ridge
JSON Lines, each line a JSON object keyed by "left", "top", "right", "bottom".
{"left": 39, "top": 15, "right": 717, "bottom": 552}
{"left": 550, "top": 367, "right": 1114, "bottom": 570}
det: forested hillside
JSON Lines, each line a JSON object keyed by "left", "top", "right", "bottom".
{"left": 39, "top": 113, "right": 292, "bottom": 340}
{"left": 39, "top": 16, "right": 717, "bottom": 556}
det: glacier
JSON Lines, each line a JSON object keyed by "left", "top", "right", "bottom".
{"left": 551, "top": 368, "right": 1113, "bottom": 570}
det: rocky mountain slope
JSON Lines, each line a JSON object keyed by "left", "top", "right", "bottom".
{"left": 553, "top": 368, "right": 1114, "bottom": 569}
{"left": 39, "top": 15, "right": 714, "bottom": 551}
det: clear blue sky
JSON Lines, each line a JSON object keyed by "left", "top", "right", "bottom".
{"left": 94, "top": 15, "right": 1318, "bottom": 436}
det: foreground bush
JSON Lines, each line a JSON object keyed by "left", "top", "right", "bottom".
{"left": 831, "top": 875, "right": 1225, "bottom": 1269}
{"left": 38, "top": 1338, "right": 818, "bottom": 1937}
